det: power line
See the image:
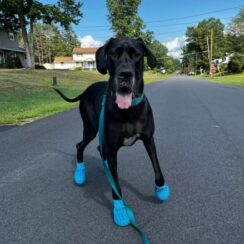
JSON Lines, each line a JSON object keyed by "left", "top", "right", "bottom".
{"left": 72, "top": 5, "right": 242, "bottom": 29}
{"left": 144, "top": 6, "right": 242, "bottom": 23}
{"left": 74, "top": 6, "right": 242, "bottom": 40}
{"left": 146, "top": 17, "right": 233, "bottom": 28}
{"left": 182, "top": 51, "right": 208, "bottom": 56}
{"left": 72, "top": 17, "right": 233, "bottom": 31}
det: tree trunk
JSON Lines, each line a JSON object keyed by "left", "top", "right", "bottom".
{"left": 29, "top": 18, "right": 35, "bottom": 66}
{"left": 19, "top": 13, "right": 35, "bottom": 68}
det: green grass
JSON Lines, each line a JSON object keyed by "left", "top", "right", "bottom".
{"left": 0, "top": 69, "right": 169, "bottom": 125}
{"left": 143, "top": 71, "right": 171, "bottom": 83}
{"left": 201, "top": 72, "right": 244, "bottom": 87}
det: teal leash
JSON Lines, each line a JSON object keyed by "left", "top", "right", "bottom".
{"left": 99, "top": 94, "right": 149, "bottom": 244}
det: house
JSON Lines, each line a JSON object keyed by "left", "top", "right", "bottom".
{"left": 212, "top": 54, "right": 233, "bottom": 68}
{"left": 54, "top": 47, "right": 97, "bottom": 70}
{"left": 53, "top": 57, "right": 75, "bottom": 70}
{"left": 0, "top": 29, "right": 26, "bottom": 67}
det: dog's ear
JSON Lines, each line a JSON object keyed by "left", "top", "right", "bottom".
{"left": 96, "top": 38, "right": 113, "bottom": 74}
{"left": 137, "top": 38, "right": 156, "bottom": 68}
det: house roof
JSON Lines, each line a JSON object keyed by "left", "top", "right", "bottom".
{"left": 0, "top": 47, "right": 25, "bottom": 53}
{"left": 73, "top": 47, "right": 97, "bottom": 54}
{"left": 54, "top": 56, "right": 74, "bottom": 62}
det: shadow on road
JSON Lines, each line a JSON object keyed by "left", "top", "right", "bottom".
{"left": 56, "top": 149, "right": 160, "bottom": 210}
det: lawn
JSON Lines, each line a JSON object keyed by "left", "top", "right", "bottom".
{"left": 143, "top": 71, "right": 171, "bottom": 83}
{"left": 204, "top": 72, "right": 244, "bottom": 87}
{"left": 0, "top": 69, "right": 169, "bottom": 125}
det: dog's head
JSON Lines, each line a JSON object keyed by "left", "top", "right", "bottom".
{"left": 96, "top": 37, "right": 156, "bottom": 109}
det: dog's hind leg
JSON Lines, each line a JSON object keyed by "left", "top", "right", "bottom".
{"left": 142, "top": 136, "right": 170, "bottom": 201}
{"left": 74, "top": 125, "right": 97, "bottom": 185}
{"left": 76, "top": 126, "right": 97, "bottom": 162}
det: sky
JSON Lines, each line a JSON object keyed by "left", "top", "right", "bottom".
{"left": 43, "top": 0, "right": 244, "bottom": 58}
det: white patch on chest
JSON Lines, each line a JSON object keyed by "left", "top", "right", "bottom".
{"left": 123, "top": 134, "right": 140, "bottom": 146}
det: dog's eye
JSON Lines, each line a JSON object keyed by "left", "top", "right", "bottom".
{"left": 109, "top": 53, "right": 118, "bottom": 59}
{"left": 133, "top": 53, "right": 141, "bottom": 59}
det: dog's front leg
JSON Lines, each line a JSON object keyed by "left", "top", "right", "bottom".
{"left": 142, "top": 135, "right": 170, "bottom": 201}
{"left": 106, "top": 150, "right": 130, "bottom": 226}
{"left": 106, "top": 151, "right": 121, "bottom": 200}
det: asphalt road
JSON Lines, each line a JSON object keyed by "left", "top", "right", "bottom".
{"left": 0, "top": 76, "right": 243, "bottom": 244}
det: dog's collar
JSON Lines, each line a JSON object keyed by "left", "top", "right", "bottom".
{"left": 131, "top": 93, "right": 144, "bottom": 106}
{"left": 107, "top": 90, "right": 144, "bottom": 107}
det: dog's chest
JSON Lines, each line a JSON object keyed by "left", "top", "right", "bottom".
{"left": 123, "top": 133, "right": 140, "bottom": 146}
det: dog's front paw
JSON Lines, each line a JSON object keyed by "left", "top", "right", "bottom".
{"left": 74, "top": 162, "right": 86, "bottom": 185}
{"left": 113, "top": 200, "right": 130, "bottom": 227}
{"left": 155, "top": 184, "right": 170, "bottom": 201}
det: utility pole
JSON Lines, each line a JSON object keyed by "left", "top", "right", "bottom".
{"left": 206, "top": 36, "right": 210, "bottom": 60}
{"left": 209, "top": 29, "right": 213, "bottom": 78}
{"left": 195, "top": 53, "right": 198, "bottom": 76}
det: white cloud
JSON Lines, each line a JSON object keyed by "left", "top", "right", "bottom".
{"left": 163, "top": 36, "right": 186, "bottom": 59}
{"left": 79, "top": 35, "right": 103, "bottom": 48}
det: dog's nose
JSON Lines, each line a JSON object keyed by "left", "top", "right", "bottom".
{"left": 119, "top": 71, "right": 133, "bottom": 79}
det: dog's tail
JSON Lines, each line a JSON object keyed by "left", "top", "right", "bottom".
{"left": 53, "top": 88, "right": 82, "bottom": 103}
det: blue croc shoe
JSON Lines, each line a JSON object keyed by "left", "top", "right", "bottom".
{"left": 155, "top": 184, "right": 170, "bottom": 201}
{"left": 113, "top": 200, "right": 130, "bottom": 227}
{"left": 74, "top": 162, "right": 86, "bottom": 185}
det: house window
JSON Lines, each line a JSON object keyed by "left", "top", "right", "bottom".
{"left": 9, "top": 32, "right": 15, "bottom": 40}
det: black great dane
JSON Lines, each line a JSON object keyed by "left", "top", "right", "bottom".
{"left": 54, "top": 37, "right": 170, "bottom": 227}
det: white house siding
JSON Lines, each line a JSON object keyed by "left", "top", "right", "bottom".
{"left": 54, "top": 48, "right": 97, "bottom": 70}
{"left": 82, "top": 61, "right": 96, "bottom": 70}
{"left": 73, "top": 53, "right": 96, "bottom": 70}
{"left": 54, "top": 62, "right": 76, "bottom": 70}
{"left": 73, "top": 53, "right": 95, "bottom": 61}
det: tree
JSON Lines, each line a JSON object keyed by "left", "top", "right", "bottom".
{"left": 62, "top": 28, "right": 80, "bottom": 56}
{"left": 32, "top": 24, "right": 80, "bottom": 63}
{"left": 107, "top": 0, "right": 142, "bottom": 37}
{"left": 226, "top": 8, "right": 244, "bottom": 54}
{"left": 228, "top": 54, "right": 244, "bottom": 73}
{"left": 106, "top": 0, "right": 153, "bottom": 42}
{"left": 182, "top": 18, "right": 228, "bottom": 72}
{"left": 148, "top": 40, "right": 168, "bottom": 69}
{"left": 0, "top": 0, "right": 83, "bottom": 68}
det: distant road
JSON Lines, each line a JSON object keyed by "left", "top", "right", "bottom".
{"left": 0, "top": 76, "right": 243, "bottom": 243}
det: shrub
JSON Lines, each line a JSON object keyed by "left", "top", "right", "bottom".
{"left": 4, "top": 55, "right": 23, "bottom": 68}
{"left": 219, "top": 64, "right": 228, "bottom": 73}
{"left": 5, "top": 55, "right": 15, "bottom": 68}
{"left": 35, "top": 64, "right": 46, "bottom": 69}
{"left": 228, "top": 54, "right": 244, "bottom": 73}
{"left": 74, "top": 66, "right": 82, "bottom": 71}
{"left": 14, "top": 56, "right": 23, "bottom": 68}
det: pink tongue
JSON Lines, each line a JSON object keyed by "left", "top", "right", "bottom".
{"left": 115, "top": 93, "right": 132, "bottom": 109}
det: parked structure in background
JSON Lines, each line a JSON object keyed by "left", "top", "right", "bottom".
{"left": 54, "top": 47, "right": 97, "bottom": 70}
{"left": 212, "top": 54, "right": 232, "bottom": 66}
{"left": 212, "top": 53, "right": 233, "bottom": 72}
{"left": 0, "top": 29, "right": 26, "bottom": 68}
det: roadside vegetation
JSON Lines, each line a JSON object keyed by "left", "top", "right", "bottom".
{"left": 206, "top": 72, "right": 244, "bottom": 87}
{"left": 182, "top": 8, "right": 244, "bottom": 76}
{"left": 0, "top": 69, "right": 169, "bottom": 125}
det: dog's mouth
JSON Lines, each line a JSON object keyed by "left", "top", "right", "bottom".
{"left": 115, "top": 84, "right": 134, "bottom": 110}
{"left": 115, "top": 92, "right": 133, "bottom": 109}
{"left": 115, "top": 74, "right": 134, "bottom": 109}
